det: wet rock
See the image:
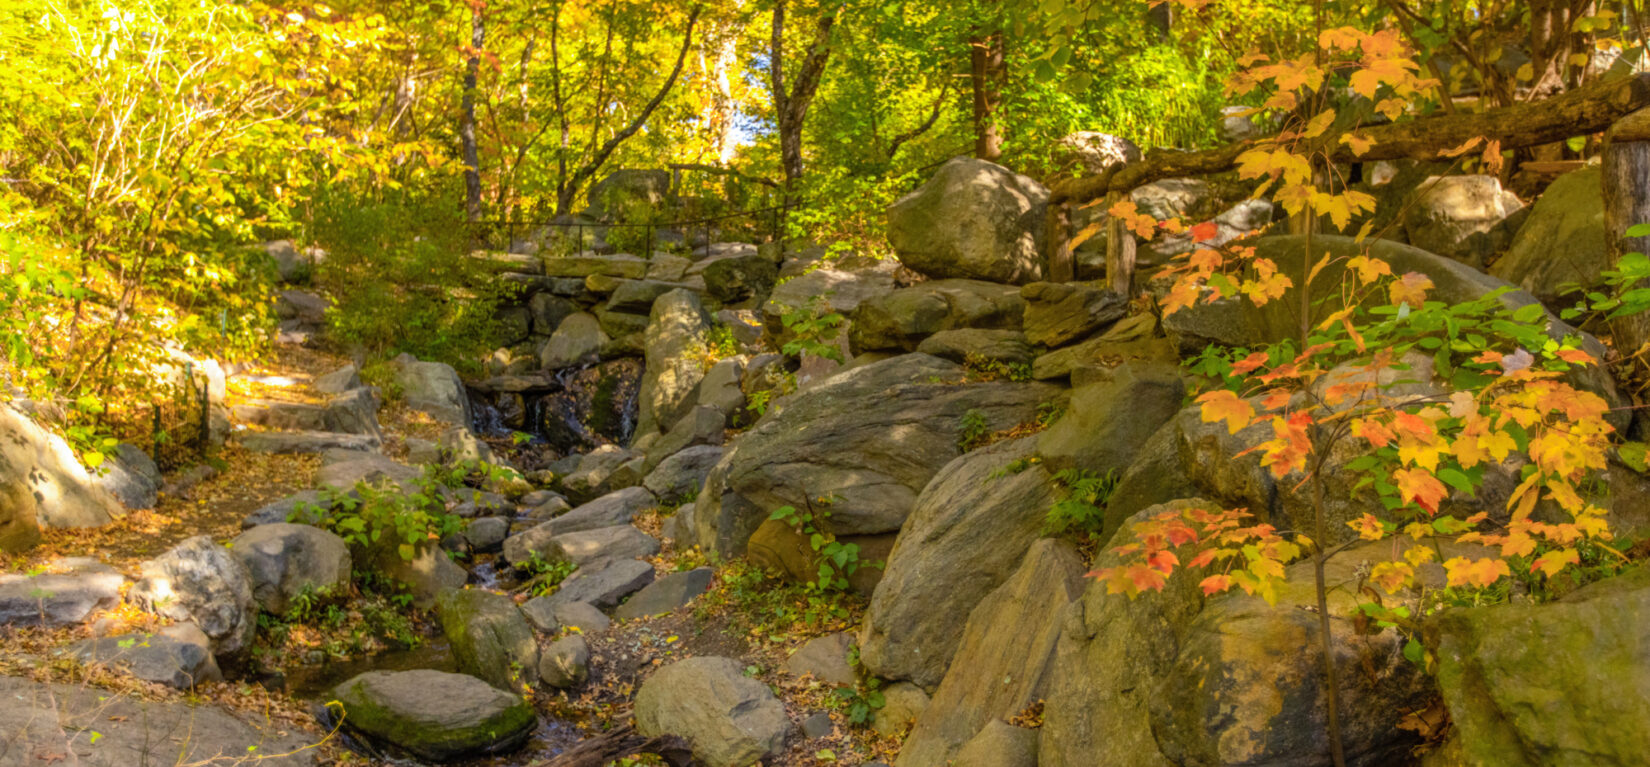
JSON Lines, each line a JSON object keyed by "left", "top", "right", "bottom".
{"left": 635, "top": 656, "right": 791, "bottom": 767}
{"left": 229, "top": 523, "right": 351, "bottom": 614}
{"left": 466, "top": 517, "right": 510, "bottom": 553}
{"left": 436, "top": 589, "right": 539, "bottom": 692}
{"left": 614, "top": 567, "right": 713, "bottom": 620}
{"left": 0, "top": 558, "right": 123, "bottom": 627}
{"left": 537, "top": 635, "right": 591, "bottom": 688}
{"left": 129, "top": 536, "right": 256, "bottom": 655}
{"left": 331, "top": 669, "right": 535, "bottom": 762}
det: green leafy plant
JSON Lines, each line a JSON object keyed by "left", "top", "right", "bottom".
{"left": 833, "top": 676, "right": 886, "bottom": 726}
{"left": 522, "top": 553, "right": 577, "bottom": 597}
{"left": 779, "top": 297, "right": 846, "bottom": 363}
{"left": 1044, "top": 468, "right": 1120, "bottom": 537}
{"left": 295, "top": 475, "right": 465, "bottom": 563}
{"left": 958, "top": 408, "right": 990, "bottom": 452}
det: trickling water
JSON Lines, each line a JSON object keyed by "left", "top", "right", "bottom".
{"left": 468, "top": 359, "right": 644, "bottom": 457}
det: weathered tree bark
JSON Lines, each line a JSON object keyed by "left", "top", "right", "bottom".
{"left": 703, "top": 5, "right": 746, "bottom": 166}
{"left": 1604, "top": 107, "right": 1650, "bottom": 361}
{"left": 460, "top": 2, "right": 485, "bottom": 222}
{"left": 969, "top": 28, "right": 1004, "bottom": 162}
{"left": 553, "top": 7, "right": 702, "bottom": 215}
{"left": 1528, "top": 0, "right": 1595, "bottom": 98}
{"left": 771, "top": 0, "right": 840, "bottom": 187}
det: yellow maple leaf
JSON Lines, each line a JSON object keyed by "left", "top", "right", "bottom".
{"left": 1197, "top": 390, "right": 1256, "bottom": 434}
{"left": 1443, "top": 556, "right": 1510, "bottom": 588}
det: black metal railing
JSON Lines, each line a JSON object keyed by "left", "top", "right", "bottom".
{"left": 101, "top": 367, "right": 210, "bottom": 472}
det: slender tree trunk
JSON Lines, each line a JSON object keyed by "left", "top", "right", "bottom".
{"left": 969, "top": 28, "right": 1004, "bottom": 162}
{"left": 1604, "top": 108, "right": 1650, "bottom": 361}
{"left": 705, "top": 7, "right": 745, "bottom": 166}
{"left": 771, "top": 0, "right": 840, "bottom": 188}
{"left": 461, "top": 1, "right": 485, "bottom": 222}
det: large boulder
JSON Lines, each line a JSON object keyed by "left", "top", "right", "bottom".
{"left": 229, "top": 523, "right": 351, "bottom": 614}
{"left": 1020, "top": 282, "right": 1127, "bottom": 348}
{"left": 362, "top": 538, "right": 468, "bottom": 608}
{"left": 896, "top": 539, "right": 1084, "bottom": 767}
{"left": 546, "top": 558, "right": 656, "bottom": 609}
{"left": 613, "top": 567, "right": 715, "bottom": 620}
{"left": 1035, "top": 360, "right": 1185, "bottom": 475}
{"left": 762, "top": 267, "right": 899, "bottom": 336}
{"left": 1490, "top": 164, "right": 1606, "bottom": 308}
{"left": 129, "top": 536, "right": 257, "bottom": 655}
{"left": 392, "top": 356, "right": 472, "bottom": 428}
{"left": 634, "top": 656, "right": 791, "bottom": 767}
{"left": 331, "top": 669, "right": 535, "bottom": 762}
{"left": 888, "top": 157, "right": 1048, "bottom": 285}
{"left": 436, "top": 589, "right": 539, "bottom": 692}
{"left": 587, "top": 168, "right": 671, "bottom": 221}
{"left": 95, "top": 443, "right": 162, "bottom": 510}
{"left": 540, "top": 312, "right": 608, "bottom": 370}
{"left": 1050, "top": 132, "right": 1141, "bottom": 176}
{"left": 1038, "top": 501, "right": 1432, "bottom": 767}
{"left": 0, "top": 403, "right": 126, "bottom": 529}
{"left": 1399, "top": 174, "right": 1524, "bottom": 267}
{"left": 638, "top": 289, "right": 714, "bottom": 436}
{"left": 850, "top": 280, "right": 1026, "bottom": 354}
{"left": 859, "top": 438, "right": 1064, "bottom": 690}
{"left": 703, "top": 254, "right": 779, "bottom": 304}
{"left": 1432, "top": 567, "right": 1650, "bottom": 767}
{"left": 694, "top": 354, "right": 1062, "bottom": 554}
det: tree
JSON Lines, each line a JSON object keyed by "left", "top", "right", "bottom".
{"left": 461, "top": 0, "right": 487, "bottom": 221}
{"left": 769, "top": 0, "right": 842, "bottom": 187}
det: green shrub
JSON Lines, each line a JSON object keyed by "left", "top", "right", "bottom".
{"left": 1044, "top": 468, "right": 1120, "bottom": 537}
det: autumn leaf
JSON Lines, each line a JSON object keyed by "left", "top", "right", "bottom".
{"left": 1389, "top": 272, "right": 1434, "bottom": 308}
{"left": 1189, "top": 221, "right": 1220, "bottom": 242}
{"left": 1198, "top": 390, "right": 1256, "bottom": 434}
{"left": 1348, "top": 513, "right": 1385, "bottom": 540}
{"left": 1199, "top": 574, "right": 1235, "bottom": 595}
{"left": 1394, "top": 467, "right": 1448, "bottom": 514}
{"left": 1369, "top": 561, "right": 1412, "bottom": 594}
{"left": 1443, "top": 556, "right": 1510, "bottom": 588}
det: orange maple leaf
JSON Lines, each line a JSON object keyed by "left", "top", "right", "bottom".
{"left": 1393, "top": 467, "right": 1448, "bottom": 514}
{"left": 1389, "top": 272, "right": 1434, "bottom": 308}
{"left": 1198, "top": 390, "right": 1256, "bottom": 434}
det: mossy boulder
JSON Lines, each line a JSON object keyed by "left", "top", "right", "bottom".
{"left": 332, "top": 669, "right": 535, "bottom": 762}
{"left": 435, "top": 589, "right": 539, "bottom": 693}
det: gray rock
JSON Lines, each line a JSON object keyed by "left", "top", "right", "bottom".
{"left": 95, "top": 443, "right": 161, "bottom": 510}
{"left": 239, "top": 430, "right": 380, "bottom": 455}
{"left": 696, "top": 355, "right": 1061, "bottom": 554}
{"left": 1052, "top": 131, "right": 1141, "bottom": 175}
{"left": 519, "top": 596, "right": 561, "bottom": 633}
{"left": 276, "top": 289, "right": 330, "bottom": 324}
{"left": 635, "top": 656, "right": 791, "bottom": 767}
{"left": 0, "top": 676, "right": 314, "bottom": 766}
{"left": 438, "top": 427, "right": 492, "bottom": 464}
{"left": 859, "top": 438, "right": 1063, "bottom": 690}
{"left": 466, "top": 517, "right": 510, "bottom": 552}
{"left": 1020, "top": 282, "right": 1128, "bottom": 348}
{"left": 362, "top": 539, "right": 468, "bottom": 608}
{"left": 129, "top": 536, "right": 257, "bottom": 655}
{"left": 915, "top": 329, "right": 1035, "bottom": 367}
{"left": 0, "top": 558, "right": 123, "bottom": 627}
{"left": 547, "top": 558, "right": 656, "bottom": 609}
{"left": 638, "top": 289, "right": 713, "bottom": 436}
{"left": 537, "top": 635, "right": 591, "bottom": 688}
{"left": 644, "top": 406, "right": 727, "bottom": 475}
{"left": 1401, "top": 174, "right": 1524, "bottom": 267}
{"left": 662, "top": 502, "right": 697, "bottom": 546}
{"left": 703, "top": 254, "right": 778, "bottom": 303}
{"left": 1038, "top": 501, "right": 1432, "bottom": 767}
{"left": 265, "top": 239, "right": 313, "bottom": 283}
{"left": 66, "top": 632, "right": 216, "bottom": 689}
{"left": 1102, "top": 421, "right": 1198, "bottom": 537}
{"left": 1029, "top": 314, "right": 1176, "bottom": 382}
{"left": 332, "top": 669, "right": 536, "bottom": 762}
{"left": 614, "top": 567, "right": 714, "bottom": 620}
{"left": 560, "top": 444, "right": 641, "bottom": 502}
{"left": 888, "top": 157, "right": 1047, "bottom": 285}
{"left": 229, "top": 523, "right": 351, "bottom": 614}
{"left": 587, "top": 168, "right": 671, "bottom": 220}
{"left": 801, "top": 711, "right": 836, "bottom": 739}
{"left": 393, "top": 355, "right": 473, "bottom": 427}
{"left": 850, "top": 280, "right": 1025, "bottom": 354}
{"left": 697, "top": 357, "right": 747, "bottom": 416}
{"left": 436, "top": 589, "right": 539, "bottom": 692}
{"left": 605, "top": 279, "right": 685, "bottom": 313}
{"left": 643, "top": 445, "right": 724, "bottom": 504}
{"left": 553, "top": 524, "right": 660, "bottom": 566}
{"left": 897, "top": 539, "right": 1083, "bottom": 766}
{"left": 951, "top": 721, "right": 1038, "bottom": 767}
{"left": 1035, "top": 361, "right": 1184, "bottom": 475}
{"left": 762, "top": 267, "right": 899, "bottom": 335}
{"left": 1490, "top": 164, "right": 1606, "bottom": 308}
{"left": 313, "top": 364, "right": 361, "bottom": 394}
{"left": 540, "top": 312, "right": 608, "bottom": 370}
{"left": 553, "top": 600, "right": 612, "bottom": 634}
{"left": 0, "top": 403, "right": 126, "bottom": 529}
{"left": 872, "top": 682, "right": 930, "bottom": 738}
{"left": 316, "top": 452, "right": 419, "bottom": 492}
{"left": 785, "top": 632, "right": 856, "bottom": 686}
{"left": 529, "top": 292, "right": 579, "bottom": 335}
{"left": 551, "top": 486, "right": 657, "bottom": 536}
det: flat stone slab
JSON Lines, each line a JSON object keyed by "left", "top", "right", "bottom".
{"left": 65, "top": 633, "right": 215, "bottom": 689}
{"left": 0, "top": 558, "right": 123, "bottom": 627}
{"left": 239, "top": 430, "right": 380, "bottom": 455}
{"left": 548, "top": 559, "right": 655, "bottom": 610}
{"left": 615, "top": 567, "right": 714, "bottom": 621}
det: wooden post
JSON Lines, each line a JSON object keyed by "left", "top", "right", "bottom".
{"left": 1048, "top": 201, "right": 1074, "bottom": 283}
{"left": 1104, "top": 192, "right": 1136, "bottom": 296}
{"left": 1604, "top": 108, "right": 1650, "bottom": 360}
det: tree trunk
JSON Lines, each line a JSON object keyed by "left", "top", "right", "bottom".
{"left": 1605, "top": 107, "right": 1650, "bottom": 361}
{"left": 969, "top": 29, "right": 1004, "bottom": 162}
{"left": 461, "top": 2, "right": 485, "bottom": 222}
{"left": 1528, "top": 0, "right": 1593, "bottom": 98}
{"left": 771, "top": 0, "right": 840, "bottom": 188}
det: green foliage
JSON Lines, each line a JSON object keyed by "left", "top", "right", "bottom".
{"left": 310, "top": 186, "right": 514, "bottom": 370}
{"left": 1044, "top": 468, "right": 1119, "bottom": 537}
{"left": 1560, "top": 228, "right": 1650, "bottom": 326}
{"left": 962, "top": 353, "right": 1033, "bottom": 383}
{"left": 958, "top": 408, "right": 991, "bottom": 452}
{"left": 695, "top": 559, "right": 856, "bottom": 637}
{"left": 296, "top": 472, "right": 467, "bottom": 564}
{"left": 768, "top": 502, "right": 882, "bottom": 594}
{"left": 779, "top": 297, "right": 846, "bottom": 363}
{"left": 833, "top": 676, "right": 886, "bottom": 726}
{"left": 521, "top": 553, "right": 577, "bottom": 597}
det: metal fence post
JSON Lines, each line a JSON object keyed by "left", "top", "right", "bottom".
{"left": 196, "top": 375, "right": 210, "bottom": 459}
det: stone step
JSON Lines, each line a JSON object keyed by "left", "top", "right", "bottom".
{"left": 230, "top": 389, "right": 379, "bottom": 437}
{"left": 238, "top": 430, "right": 381, "bottom": 455}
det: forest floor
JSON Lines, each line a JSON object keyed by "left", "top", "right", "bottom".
{"left": 0, "top": 344, "right": 900, "bottom": 766}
